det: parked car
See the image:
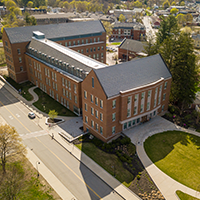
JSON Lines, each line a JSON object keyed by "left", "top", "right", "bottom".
{"left": 28, "top": 112, "right": 35, "bottom": 119}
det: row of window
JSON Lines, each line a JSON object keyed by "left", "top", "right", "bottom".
{"left": 84, "top": 91, "right": 103, "bottom": 108}
{"left": 77, "top": 46, "right": 104, "bottom": 54}
{"left": 64, "top": 37, "right": 101, "bottom": 47}
{"left": 85, "top": 104, "right": 103, "bottom": 121}
{"left": 62, "top": 77, "right": 77, "bottom": 94}
{"left": 85, "top": 116, "right": 103, "bottom": 134}
{"left": 6, "top": 55, "right": 13, "bottom": 63}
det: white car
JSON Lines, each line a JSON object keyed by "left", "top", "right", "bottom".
{"left": 28, "top": 112, "right": 35, "bottom": 119}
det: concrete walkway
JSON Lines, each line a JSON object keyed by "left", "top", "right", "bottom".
{"left": 124, "top": 116, "right": 200, "bottom": 200}
{"left": 0, "top": 78, "right": 141, "bottom": 200}
{"left": 28, "top": 86, "right": 38, "bottom": 104}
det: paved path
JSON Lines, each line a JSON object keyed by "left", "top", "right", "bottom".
{"left": 124, "top": 116, "right": 200, "bottom": 200}
{"left": 0, "top": 78, "right": 141, "bottom": 200}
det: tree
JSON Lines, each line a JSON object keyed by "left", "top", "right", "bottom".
{"left": 0, "top": 124, "right": 26, "bottom": 174}
{"left": 186, "top": 13, "right": 193, "bottom": 23}
{"left": 170, "top": 7, "right": 178, "bottom": 14}
{"left": 48, "top": 110, "right": 58, "bottom": 121}
{"left": 156, "top": 15, "right": 179, "bottom": 44}
{"left": 176, "top": 13, "right": 187, "bottom": 26}
{"left": 119, "top": 14, "right": 126, "bottom": 22}
{"left": 102, "top": 21, "right": 113, "bottom": 38}
{"left": 171, "top": 1, "right": 176, "bottom": 5}
{"left": 163, "top": 0, "right": 170, "bottom": 9}
{"left": 170, "top": 32, "right": 199, "bottom": 113}
{"left": 180, "top": 1, "right": 185, "bottom": 6}
{"left": 26, "top": 1, "right": 33, "bottom": 8}
{"left": 133, "top": 0, "right": 142, "bottom": 8}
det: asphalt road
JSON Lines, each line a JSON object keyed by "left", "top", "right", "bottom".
{"left": 0, "top": 82, "right": 124, "bottom": 200}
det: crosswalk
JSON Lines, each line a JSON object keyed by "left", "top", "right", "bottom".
{"left": 20, "top": 130, "right": 49, "bottom": 140}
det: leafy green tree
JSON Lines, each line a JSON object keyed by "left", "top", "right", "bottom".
{"left": 170, "top": 33, "right": 199, "bottom": 113}
{"left": 156, "top": 15, "right": 179, "bottom": 44}
{"left": 0, "top": 124, "right": 26, "bottom": 174}
{"left": 26, "top": 1, "right": 33, "bottom": 8}
{"left": 48, "top": 110, "right": 58, "bottom": 121}
{"left": 171, "top": 1, "right": 176, "bottom": 5}
{"left": 170, "top": 7, "right": 178, "bottom": 14}
{"left": 119, "top": 14, "right": 126, "bottom": 22}
{"left": 133, "top": 0, "right": 142, "bottom": 8}
{"left": 163, "top": 0, "right": 170, "bottom": 9}
{"left": 102, "top": 21, "right": 113, "bottom": 38}
{"left": 176, "top": 13, "right": 187, "bottom": 26}
{"left": 180, "top": 1, "right": 185, "bottom": 6}
{"left": 186, "top": 13, "right": 193, "bottom": 23}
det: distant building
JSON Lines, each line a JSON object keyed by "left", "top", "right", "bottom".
{"left": 118, "top": 38, "right": 147, "bottom": 61}
{"left": 192, "top": 34, "right": 200, "bottom": 49}
{"left": 2, "top": 20, "right": 106, "bottom": 83}
{"left": 110, "top": 22, "right": 146, "bottom": 41}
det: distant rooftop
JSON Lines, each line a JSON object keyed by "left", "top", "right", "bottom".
{"left": 4, "top": 20, "right": 105, "bottom": 44}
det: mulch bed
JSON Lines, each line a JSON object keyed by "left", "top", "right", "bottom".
{"left": 47, "top": 118, "right": 62, "bottom": 123}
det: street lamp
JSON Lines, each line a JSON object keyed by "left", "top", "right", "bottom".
{"left": 36, "top": 161, "right": 40, "bottom": 178}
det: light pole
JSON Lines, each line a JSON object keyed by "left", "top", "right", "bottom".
{"left": 36, "top": 161, "right": 40, "bottom": 178}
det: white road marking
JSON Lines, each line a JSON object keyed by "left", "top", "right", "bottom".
{"left": 16, "top": 114, "right": 20, "bottom": 118}
{"left": 9, "top": 115, "right": 13, "bottom": 119}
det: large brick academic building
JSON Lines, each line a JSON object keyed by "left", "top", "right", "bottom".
{"left": 3, "top": 21, "right": 172, "bottom": 142}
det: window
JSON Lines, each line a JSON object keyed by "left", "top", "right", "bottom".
{"left": 100, "top": 113, "right": 103, "bottom": 121}
{"left": 86, "top": 48, "right": 89, "bottom": 53}
{"left": 65, "top": 42, "right": 67, "bottom": 46}
{"left": 127, "top": 97, "right": 131, "bottom": 104}
{"left": 101, "top": 46, "right": 104, "bottom": 50}
{"left": 95, "top": 97, "right": 98, "bottom": 105}
{"left": 93, "top": 54, "right": 96, "bottom": 59}
{"left": 69, "top": 92, "right": 71, "bottom": 100}
{"left": 164, "top": 82, "right": 167, "bottom": 89}
{"left": 148, "top": 90, "right": 151, "bottom": 97}
{"left": 134, "top": 94, "right": 138, "bottom": 101}
{"left": 85, "top": 103, "right": 87, "bottom": 111}
{"left": 63, "top": 88, "right": 65, "bottom": 96}
{"left": 65, "top": 79, "right": 68, "bottom": 88}
{"left": 127, "top": 109, "right": 130, "bottom": 117}
{"left": 162, "top": 105, "right": 165, "bottom": 112}
{"left": 141, "top": 92, "right": 145, "bottom": 99}
{"left": 95, "top": 110, "right": 98, "bottom": 118}
{"left": 128, "top": 121, "right": 131, "bottom": 127}
{"left": 137, "top": 118, "right": 140, "bottom": 123}
{"left": 73, "top": 41, "right": 75, "bottom": 45}
{"left": 98, "top": 37, "right": 100, "bottom": 42}
{"left": 98, "top": 47, "right": 100, "bottom": 51}
{"left": 20, "top": 66, "right": 23, "bottom": 71}
{"left": 163, "top": 93, "right": 166, "bottom": 100}
{"left": 112, "top": 100, "right": 116, "bottom": 108}
{"left": 91, "top": 107, "right": 94, "bottom": 115}
{"left": 69, "top": 81, "right": 71, "bottom": 90}
{"left": 96, "top": 123, "right": 98, "bottom": 131}
{"left": 124, "top": 123, "right": 127, "bottom": 130}
{"left": 85, "top": 116, "right": 88, "bottom": 123}
{"left": 84, "top": 91, "right": 87, "bottom": 99}
{"left": 100, "top": 100, "right": 103, "bottom": 108}
{"left": 86, "top": 39, "right": 88, "bottom": 44}
{"left": 74, "top": 84, "right": 77, "bottom": 94}
{"left": 112, "top": 126, "right": 115, "bottom": 134}
{"left": 74, "top": 96, "right": 77, "bottom": 104}
{"left": 91, "top": 120, "right": 94, "bottom": 128}
{"left": 92, "top": 77, "right": 94, "bottom": 88}
{"left": 81, "top": 49, "right": 83, "bottom": 53}
{"left": 140, "top": 104, "right": 144, "bottom": 113}
{"left": 134, "top": 106, "right": 137, "bottom": 115}
{"left": 69, "top": 41, "right": 71, "bottom": 46}
{"left": 17, "top": 48, "right": 21, "bottom": 55}
{"left": 94, "top": 47, "right": 96, "bottom": 52}
{"left": 147, "top": 102, "right": 150, "bottom": 111}
{"left": 112, "top": 113, "right": 116, "bottom": 121}
{"left": 19, "top": 57, "right": 22, "bottom": 63}
{"left": 100, "top": 126, "right": 103, "bottom": 134}
{"left": 90, "top": 38, "right": 92, "bottom": 43}
{"left": 77, "top": 40, "right": 80, "bottom": 45}
{"left": 82, "top": 39, "right": 84, "bottom": 44}
{"left": 132, "top": 120, "right": 135, "bottom": 126}
{"left": 91, "top": 94, "right": 94, "bottom": 103}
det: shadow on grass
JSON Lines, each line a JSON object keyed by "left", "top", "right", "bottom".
{"left": 33, "top": 88, "right": 76, "bottom": 117}
{"left": 144, "top": 131, "right": 200, "bottom": 163}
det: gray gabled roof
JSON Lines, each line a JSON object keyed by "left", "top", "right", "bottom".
{"left": 119, "top": 38, "right": 146, "bottom": 53}
{"left": 4, "top": 20, "right": 105, "bottom": 44}
{"left": 94, "top": 54, "right": 171, "bottom": 98}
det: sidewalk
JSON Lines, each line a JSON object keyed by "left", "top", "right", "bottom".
{"left": 0, "top": 77, "right": 141, "bottom": 200}
{"left": 125, "top": 116, "right": 200, "bottom": 200}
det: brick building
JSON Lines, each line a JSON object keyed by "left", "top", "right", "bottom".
{"left": 82, "top": 54, "right": 172, "bottom": 142}
{"left": 2, "top": 20, "right": 106, "bottom": 83}
{"left": 110, "top": 22, "right": 146, "bottom": 41}
{"left": 118, "top": 38, "right": 147, "bottom": 61}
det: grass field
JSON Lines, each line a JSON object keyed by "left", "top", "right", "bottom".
{"left": 76, "top": 142, "right": 133, "bottom": 187}
{"left": 33, "top": 88, "right": 76, "bottom": 117}
{"left": 176, "top": 190, "right": 200, "bottom": 200}
{"left": 4, "top": 76, "right": 34, "bottom": 101}
{"left": 144, "top": 131, "right": 200, "bottom": 191}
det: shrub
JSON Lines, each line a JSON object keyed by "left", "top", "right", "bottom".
{"left": 137, "top": 175, "right": 141, "bottom": 180}
{"left": 185, "top": 114, "right": 192, "bottom": 121}
{"left": 138, "top": 172, "right": 142, "bottom": 175}
{"left": 132, "top": 167, "right": 136, "bottom": 171}
{"left": 129, "top": 164, "right": 133, "bottom": 168}
{"left": 127, "top": 143, "right": 136, "bottom": 155}
{"left": 127, "top": 159, "right": 132, "bottom": 164}
{"left": 118, "top": 149, "right": 122, "bottom": 153}
{"left": 165, "top": 112, "right": 173, "bottom": 118}
{"left": 120, "top": 156, "right": 127, "bottom": 162}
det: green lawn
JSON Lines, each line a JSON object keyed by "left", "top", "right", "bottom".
{"left": 33, "top": 88, "right": 76, "bottom": 117}
{"left": 76, "top": 142, "right": 133, "bottom": 187}
{"left": 144, "top": 131, "right": 200, "bottom": 191}
{"left": 176, "top": 190, "right": 200, "bottom": 200}
{"left": 4, "top": 76, "right": 34, "bottom": 101}
{"left": 111, "top": 42, "right": 121, "bottom": 45}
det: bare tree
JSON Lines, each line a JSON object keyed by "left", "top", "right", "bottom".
{"left": 0, "top": 124, "right": 26, "bottom": 174}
